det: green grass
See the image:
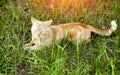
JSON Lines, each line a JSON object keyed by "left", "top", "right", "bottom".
{"left": 0, "top": 0, "right": 120, "bottom": 75}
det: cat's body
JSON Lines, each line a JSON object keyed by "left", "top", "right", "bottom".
{"left": 24, "top": 17, "right": 117, "bottom": 50}
{"left": 52, "top": 23, "right": 91, "bottom": 43}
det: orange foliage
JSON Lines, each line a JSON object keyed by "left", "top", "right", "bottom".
{"left": 45, "top": 0, "right": 100, "bottom": 10}
{"left": 32, "top": 0, "right": 102, "bottom": 16}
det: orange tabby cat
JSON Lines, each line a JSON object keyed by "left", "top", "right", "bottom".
{"left": 24, "top": 17, "right": 117, "bottom": 50}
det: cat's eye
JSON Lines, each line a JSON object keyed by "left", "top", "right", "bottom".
{"left": 46, "top": 31, "right": 49, "bottom": 34}
{"left": 42, "top": 33, "right": 46, "bottom": 36}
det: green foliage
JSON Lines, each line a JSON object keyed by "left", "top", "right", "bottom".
{"left": 0, "top": 0, "right": 120, "bottom": 75}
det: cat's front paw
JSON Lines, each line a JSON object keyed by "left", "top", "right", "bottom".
{"left": 24, "top": 44, "right": 30, "bottom": 50}
{"left": 24, "top": 44, "right": 40, "bottom": 50}
{"left": 24, "top": 44, "right": 29, "bottom": 47}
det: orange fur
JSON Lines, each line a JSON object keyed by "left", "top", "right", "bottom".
{"left": 24, "top": 17, "right": 117, "bottom": 50}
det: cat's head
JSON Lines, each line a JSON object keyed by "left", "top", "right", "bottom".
{"left": 31, "top": 17, "right": 53, "bottom": 32}
{"left": 31, "top": 17, "right": 53, "bottom": 41}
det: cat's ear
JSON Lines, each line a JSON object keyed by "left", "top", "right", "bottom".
{"left": 31, "top": 17, "right": 39, "bottom": 24}
{"left": 31, "top": 17, "right": 36, "bottom": 23}
{"left": 45, "top": 19, "right": 53, "bottom": 26}
{"left": 31, "top": 17, "right": 53, "bottom": 26}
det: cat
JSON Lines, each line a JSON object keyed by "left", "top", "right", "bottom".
{"left": 24, "top": 17, "right": 117, "bottom": 50}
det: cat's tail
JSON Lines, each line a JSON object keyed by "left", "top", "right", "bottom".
{"left": 88, "top": 20, "right": 117, "bottom": 36}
